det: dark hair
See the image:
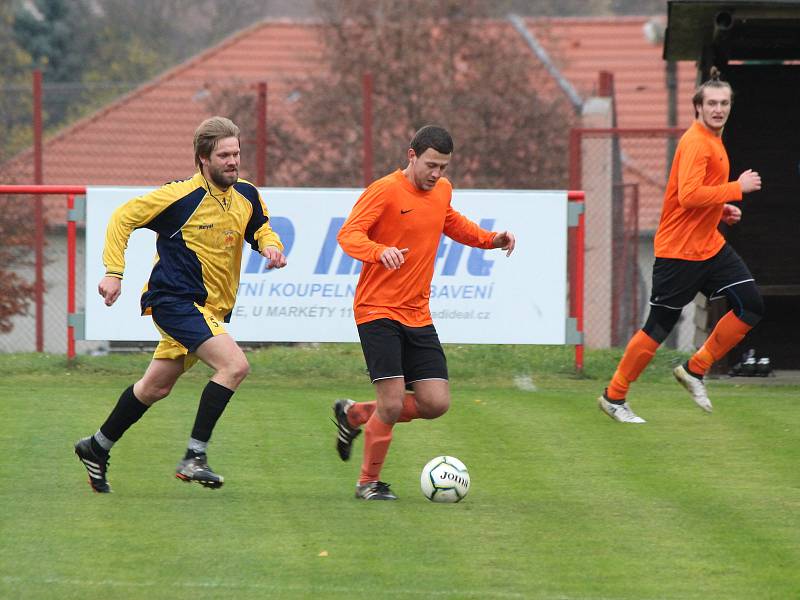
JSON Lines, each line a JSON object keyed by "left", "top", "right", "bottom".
{"left": 193, "top": 116, "right": 240, "bottom": 168}
{"left": 692, "top": 67, "right": 733, "bottom": 117}
{"left": 409, "top": 125, "right": 453, "bottom": 156}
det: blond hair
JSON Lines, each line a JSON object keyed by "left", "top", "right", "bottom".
{"left": 193, "top": 116, "right": 240, "bottom": 168}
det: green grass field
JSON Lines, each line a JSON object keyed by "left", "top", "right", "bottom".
{"left": 1, "top": 345, "right": 798, "bottom": 599}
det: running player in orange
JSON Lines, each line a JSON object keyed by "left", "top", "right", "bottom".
{"left": 598, "top": 68, "right": 763, "bottom": 423}
{"left": 334, "top": 125, "right": 515, "bottom": 499}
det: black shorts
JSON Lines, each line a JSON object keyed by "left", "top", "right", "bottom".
{"left": 650, "top": 244, "right": 755, "bottom": 310}
{"left": 356, "top": 318, "right": 448, "bottom": 384}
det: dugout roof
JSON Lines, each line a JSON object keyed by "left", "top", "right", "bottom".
{"left": 665, "top": 1, "right": 800, "bottom": 61}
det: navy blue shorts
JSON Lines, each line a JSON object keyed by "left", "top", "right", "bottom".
{"left": 356, "top": 318, "right": 448, "bottom": 384}
{"left": 150, "top": 297, "right": 226, "bottom": 355}
{"left": 650, "top": 244, "right": 755, "bottom": 310}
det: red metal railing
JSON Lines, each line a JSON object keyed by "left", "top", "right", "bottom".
{"left": 569, "top": 126, "right": 685, "bottom": 355}
{"left": 0, "top": 185, "right": 86, "bottom": 361}
{"left": 0, "top": 185, "right": 586, "bottom": 370}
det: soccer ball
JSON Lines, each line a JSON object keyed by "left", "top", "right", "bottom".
{"left": 420, "top": 456, "right": 470, "bottom": 503}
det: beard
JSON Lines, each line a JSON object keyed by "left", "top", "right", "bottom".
{"left": 208, "top": 163, "right": 238, "bottom": 189}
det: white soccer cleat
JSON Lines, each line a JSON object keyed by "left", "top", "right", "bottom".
{"left": 673, "top": 364, "right": 713, "bottom": 413}
{"left": 597, "top": 395, "right": 646, "bottom": 423}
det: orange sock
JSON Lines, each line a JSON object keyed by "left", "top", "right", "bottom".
{"left": 397, "top": 394, "right": 420, "bottom": 422}
{"left": 688, "top": 311, "right": 752, "bottom": 375}
{"left": 359, "top": 413, "right": 394, "bottom": 484}
{"left": 347, "top": 401, "right": 376, "bottom": 427}
{"left": 607, "top": 330, "right": 660, "bottom": 400}
{"left": 348, "top": 394, "right": 419, "bottom": 427}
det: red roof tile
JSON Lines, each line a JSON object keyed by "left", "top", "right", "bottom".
{"left": 528, "top": 16, "right": 697, "bottom": 128}
{"left": 3, "top": 21, "right": 327, "bottom": 222}
{"left": 526, "top": 17, "right": 698, "bottom": 227}
{"left": 3, "top": 16, "right": 698, "bottom": 229}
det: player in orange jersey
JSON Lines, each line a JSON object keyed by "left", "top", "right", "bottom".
{"left": 334, "top": 125, "right": 515, "bottom": 499}
{"left": 598, "top": 68, "right": 763, "bottom": 423}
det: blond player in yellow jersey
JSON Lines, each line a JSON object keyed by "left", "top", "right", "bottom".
{"left": 599, "top": 69, "right": 763, "bottom": 423}
{"left": 75, "top": 117, "right": 286, "bottom": 492}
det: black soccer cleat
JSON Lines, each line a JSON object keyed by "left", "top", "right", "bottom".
{"left": 355, "top": 480, "right": 398, "bottom": 500}
{"left": 74, "top": 436, "right": 111, "bottom": 493}
{"left": 332, "top": 398, "right": 361, "bottom": 461}
{"left": 175, "top": 454, "right": 224, "bottom": 489}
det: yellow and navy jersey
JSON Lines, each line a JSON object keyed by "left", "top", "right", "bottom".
{"left": 103, "top": 171, "right": 282, "bottom": 321}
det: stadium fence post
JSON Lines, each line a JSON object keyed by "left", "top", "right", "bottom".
{"left": 568, "top": 191, "right": 585, "bottom": 372}
{"left": 576, "top": 204, "right": 585, "bottom": 371}
{"left": 362, "top": 72, "right": 373, "bottom": 186}
{"left": 67, "top": 193, "right": 77, "bottom": 362}
{"left": 256, "top": 81, "right": 267, "bottom": 186}
{"left": 33, "top": 70, "right": 44, "bottom": 352}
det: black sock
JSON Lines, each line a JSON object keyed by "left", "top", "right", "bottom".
{"left": 603, "top": 389, "right": 625, "bottom": 405}
{"left": 98, "top": 385, "right": 149, "bottom": 445}
{"left": 684, "top": 361, "right": 704, "bottom": 379}
{"left": 90, "top": 437, "right": 109, "bottom": 457}
{"left": 189, "top": 381, "right": 234, "bottom": 445}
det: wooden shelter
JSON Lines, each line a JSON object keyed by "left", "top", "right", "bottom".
{"left": 666, "top": 0, "right": 800, "bottom": 368}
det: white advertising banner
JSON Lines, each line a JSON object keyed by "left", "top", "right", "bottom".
{"left": 84, "top": 187, "right": 568, "bottom": 344}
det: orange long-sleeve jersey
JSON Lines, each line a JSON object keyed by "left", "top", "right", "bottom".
{"left": 337, "top": 170, "right": 496, "bottom": 327}
{"left": 653, "top": 121, "right": 742, "bottom": 260}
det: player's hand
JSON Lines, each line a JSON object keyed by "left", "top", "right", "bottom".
{"left": 738, "top": 169, "right": 762, "bottom": 194}
{"left": 721, "top": 203, "right": 741, "bottom": 226}
{"left": 380, "top": 247, "right": 409, "bottom": 270}
{"left": 492, "top": 231, "right": 516, "bottom": 257}
{"left": 262, "top": 245, "right": 287, "bottom": 269}
{"left": 98, "top": 276, "right": 122, "bottom": 307}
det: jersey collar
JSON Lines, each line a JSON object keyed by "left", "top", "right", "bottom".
{"left": 194, "top": 171, "right": 235, "bottom": 207}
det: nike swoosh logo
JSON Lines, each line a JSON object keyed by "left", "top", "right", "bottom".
{"left": 400, "top": 209, "right": 414, "bottom": 214}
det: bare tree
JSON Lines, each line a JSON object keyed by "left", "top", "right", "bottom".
{"left": 0, "top": 4, "right": 37, "bottom": 331}
{"left": 489, "top": 0, "right": 667, "bottom": 17}
{"left": 211, "top": 0, "right": 574, "bottom": 189}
